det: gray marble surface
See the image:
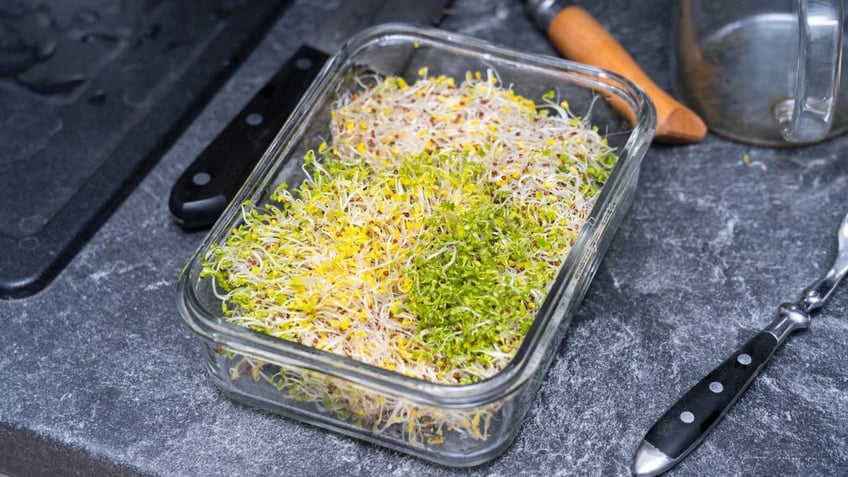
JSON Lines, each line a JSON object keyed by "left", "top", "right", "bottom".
{"left": 2, "top": 0, "right": 847, "bottom": 476}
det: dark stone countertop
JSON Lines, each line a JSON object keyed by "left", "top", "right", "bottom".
{"left": 2, "top": 0, "right": 846, "bottom": 476}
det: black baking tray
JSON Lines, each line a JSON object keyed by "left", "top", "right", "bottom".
{"left": 0, "top": 0, "right": 289, "bottom": 298}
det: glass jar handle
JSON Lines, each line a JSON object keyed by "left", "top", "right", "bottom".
{"left": 778, "top": 0, "right": 844, "bottom": 143}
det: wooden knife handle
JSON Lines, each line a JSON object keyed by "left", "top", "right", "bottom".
{"left": 547, "top": 6, "right": 706, "bottom": 144}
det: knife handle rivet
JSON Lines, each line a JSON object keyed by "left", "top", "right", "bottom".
{"left": 709, "top": 381, "right": 724, "bottom": 393}
{"left": 295, "top": 57, "right": 313, "bottom": 70}
{"left": 245, "top": 113, "right": 264, "bottom": 127}
{"left": 737, "top": 353, "right": 752, "bottom": 365}
{"left": 192, "top": 172, "right": 212, "bottom": 186}
{"left": 680, "top": 411, "right": 695, "bottom": 424}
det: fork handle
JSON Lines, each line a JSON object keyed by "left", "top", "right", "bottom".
{"left": 635, "top": 332, "right": 778, "bottom": 474}
{"left": 632, "top": 304, "right": 811, "bottom": 476}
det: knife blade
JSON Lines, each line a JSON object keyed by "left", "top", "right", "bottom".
{"left": 169, "top": 0, "right": 450, "bottom": 230}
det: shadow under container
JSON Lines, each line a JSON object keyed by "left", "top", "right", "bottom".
{"left": 176, "top": 24, "right": 656, "bottom": 467}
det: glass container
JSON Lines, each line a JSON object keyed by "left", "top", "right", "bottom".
{"left": 177, "top": 23, "right": 655, "bottom": 467}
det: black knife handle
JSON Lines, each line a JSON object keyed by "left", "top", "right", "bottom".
{"left": 644, "top": 331, "right": 780, "bottom": 461}
{"left": 169, "top": 45, "right": 330, "bottom": 230}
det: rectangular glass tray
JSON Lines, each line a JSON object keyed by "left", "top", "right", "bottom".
{"left": 177, "top": 23, "right": 655, "bottom": 467}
